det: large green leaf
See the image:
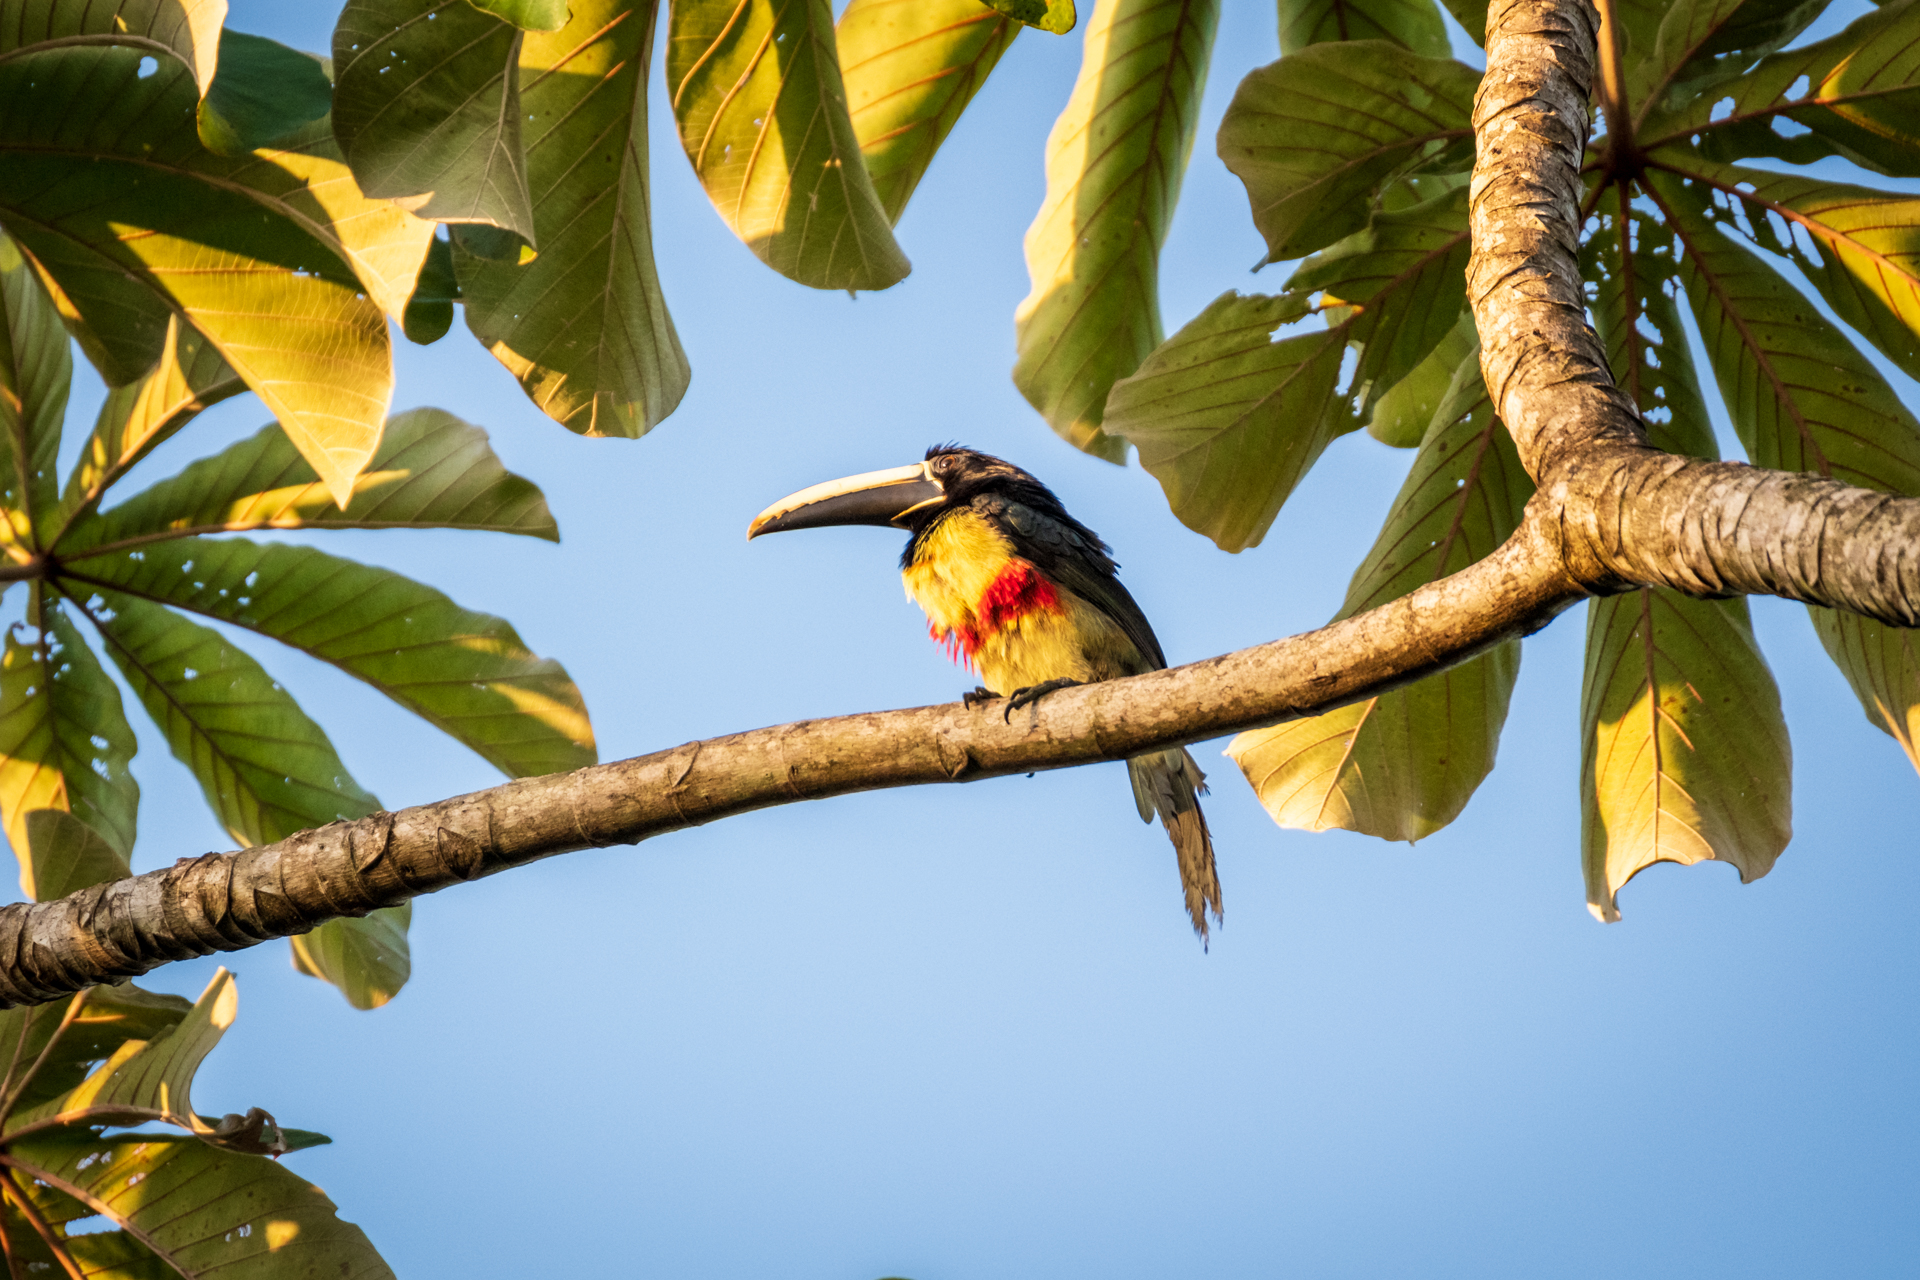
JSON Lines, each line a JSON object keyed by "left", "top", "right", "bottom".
{"left": 1012, "top": 0, "right": 1219, "bottom": 460}
{"left": 1364, "top": 309, "right": 1475, "bottom": 447}
{"left": 839, "top": 0, "right": 1022, "bottom": 224}
{"left": 667, "top": 0, "right": 910, "bottom": 290}
{"left": 0, "top": 233, "right": 68, "bottom": 547}
{"left": 331, "top": 0, "right": 538, "bottom": 245}
{"left": 1229, "top": 361, "right": 1532, "bottom": 841}
{"left": 1216, "top": 42, "right": 1477, "bottom": 264}
{"left": 1104, "top": 291, "right": 1343, "bottom": 550}
{"left": 0, "top": 605, "right": 140, "bottom": 889}
{"left": 455, "top": 0, "right": 691, "bottom": 438}
{"left": 0, "top": 0, "right": 225, "bottom": 94}
{"left": 0, "top": 984, "right": 190, "bottom": 1123}
{"left": 1627, "top": 0, "right": 1825, "bottom": 118}
{"left": 1577, "top": 204, "right": 1792, "bottom": 921}
{"left": 73, "top": 590, "right": 379, "bottom": 847}
{"left": 66, "top": 541, "right": 594, "bottom": 779}
{"left": 20, "top": 810, "right": 131, "bottom": 903}
{"left": 197, "top": 29, "right": 334, "bottom": 156}
{"left": 0, "top": 44, "right": 427, "bottom": 503}
{"left": 1277, "top": 0, "right": 1449, "bottom": 58}
{"left": 71, "top": 409, "right": 557, "bottom": 554}
{"left": 1639, "top": 0, "right": 1920, "bottom": 175}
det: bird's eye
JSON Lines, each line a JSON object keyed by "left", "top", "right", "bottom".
{"left": 933, "top": 455, "right": 954, "bottom": 473}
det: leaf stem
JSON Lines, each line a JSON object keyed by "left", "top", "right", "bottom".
{"left": 0, "top": 991, "right": 89, "bottom": 1129}
{"left": 0, "top": 1172, "right": 82, "bottom": 1280}
{"left": 1593, "top": 0, "right": 1639, "bottom": 180}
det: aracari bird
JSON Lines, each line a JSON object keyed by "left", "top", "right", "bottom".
{"left": 748, "top": 445, "right": 1221, "bottom": 942}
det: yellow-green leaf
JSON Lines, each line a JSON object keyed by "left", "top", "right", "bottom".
{"left": 980, "top": 0, "right": 1075, "bottom": 34}
{"left": 0, "top": 233, "right": 68, "bottom": 543}
{"left": 19, "top": 810, "right": 131, "bottom": 903}
{"left": 197, "top": 29, "right": 333, "bottom": 156}
{"left": 668, "top": 0, "right": 910, "bottom": 290}
{"left": 291, "top": 904, "right": 412, "bottom": 1011}
{"left": 1229, "top": 360, "right": 1532, "bottom": 841}
{"left": 1013, "top": 0, "right": 1219, "bottom": 460}
{"left": 456, "top": 0, "right": 691, "bottom": 438}
{"left": 1364, "top": 309, "right": 1474, "bottom": 447}
{"left": 1277, "top": 0, "right": 1449, "bottom": 58}
{"left": 840, "top": 0, "right": 1022, "bottom": 224}
{"left": 0, "top": 0, "right": 226, "bottom": 95}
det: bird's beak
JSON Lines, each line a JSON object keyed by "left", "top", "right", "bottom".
{"left": 747, "top": 463, "right": 945, "bottom": 539}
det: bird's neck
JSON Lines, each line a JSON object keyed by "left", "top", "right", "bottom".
{"left": 901, "top": 510, "right": 1062, "bottom": 667}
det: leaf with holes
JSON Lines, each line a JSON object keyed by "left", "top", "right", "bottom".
{"left": 0, "top": 0, "right": 225, "bottom": 95}
{"left": 1013, "top": 0, "right": 1219, "bottom": 460}
{"left": 1229, "top": 359, "right": 1532, "bottom": 840}
{"left": 456, "top": 0, "right": 690, "bottom": 438}
{"left": 840, "top": 0, "right": 1022, "bottom": 224}
{"left": 668, "top": 0, "right": 910, "bottom": 290}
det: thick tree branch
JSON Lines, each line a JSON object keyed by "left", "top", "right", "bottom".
{"left": 2, "top": 0, "right": 1920, "bottom": 1006}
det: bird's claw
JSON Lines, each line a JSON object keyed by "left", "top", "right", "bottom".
{"left": 1002, "top": 678, "right": 1083, "bottom": 722}
{"left": 961, "top": 686, "right": 997, "bottom": 709}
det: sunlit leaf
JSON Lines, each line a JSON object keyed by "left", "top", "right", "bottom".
{"left": 0, "top": 0, "right": 226, "bottom": 96}
{"left": 0, "top": 606, "right": 139, "bottom": 888}
{"left": 1578, "top": 203, "right": 1791, "bottom": 921}
{"left": 840, "top": 0, "right": 1021, "bottom": 224}
{"left": 74, "top": 409, "right": 557, "bottom": 551}
{"left": 470, "top": 0, "right": 572, "bottom": 28}
{"left": 197, "top": 29, "right": 333, "bottom": 156}
{"left": 1105, "top": 291, "right": 1341, "bottom": 550}
{"left": 331, "top": 0, "right": 537, "bottom": 244}
{"left": 1627, "top": 0, "right": 1824, "bottom": 115}
{"left": 0, "top": 984, "right": 190, "bottom": 1121}
{"left": 980, "top": 0, "right": 1075, "bottom": 34}
{"left": 67, "top": 541, "right": 595, "bottom": 779}
{"left": 1013, "top": 0, "right": 1220, "bottom": 460}
{"left": 1229, "top": 360, "right": 1531, "bottom": 841}
{"left": 1277, "top": 0, "right": 1449, "bottom": 58}
{"left": 290, "top": 903, "right": 411, "bottom": 1011}
{"left": 1217, "top": 41, "right": 1477, "bottom": 264}
{"left": 0, "top": 233, "right": 68, "bottom": 543}
{"left": 668, "top": 0, "right": 910, "bottom": 290}
{"left": 456, "top": 0, "right": 691, "bottom": 438}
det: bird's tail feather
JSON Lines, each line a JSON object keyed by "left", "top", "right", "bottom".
{"left": 1127, "top": 748, "right": 1221, "bottom": 944}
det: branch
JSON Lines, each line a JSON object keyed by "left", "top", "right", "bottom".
{"left": 2, "top": 0, "right": 1920, "bottom": 1006}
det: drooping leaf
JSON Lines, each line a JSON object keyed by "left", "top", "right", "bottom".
{"left": 667, "top": 0, "right": 911, "bottom": 290}
{"left": 1104, "top": 291, "right": 1343, "bottom": 550}
{"left": 0, "top": 45, "right": 418, "bottom": 503}
{"left": 456, "top": 0, "right": 691, "bottom": 438}
{"left": 839, "top": 0, "right": 1022, "bottom": 224}
{"left": 52, "top": 317, "right": 245, "bottom": 541}
{"left": 1364, "top": 308, "right": 1475, "bottom": 447}
{"left": 1577, "top": 203, "right": 1792, "bottom": 921}
{"left": 331, "top": 0, "right": 538, "bottom": 244}
{"left": 1216, "top": 42, "right": 1478, "bottom": 264}
{"left": 73, "top": 409, "right": 557, "bottom": 552}
{"left": 1277, "top": 0, "right": 1449, "bottom": 58}
{"left": 1639, "top": 0, "right": 1920, "bottom": 176}
{"left": 66, "top": 541, "right": 595, "bottom": 779}
{"left": 403, "top": 235, "right": 459, "bottom": 346}
{"left": 0, "top": 233, "right": 68, "bottom": 544}
{"left": 1229, "top": 360, "right": 1532, "bottom": 841}
{"left": 20, "top": 810, "right": 131, "bottom": 903}
{"left": 197, "top": 29, "right": 334, "bottom": 156}
{"left": 1013, "top": 0, "right": 1221, "bottom": 460}
{"left": 980, "top": 0, "right": 1075, "bottom": 34}
{"left": 290, "top": 903, "right": 412, "bottom": 1011}
{"left": 0, "top": 984, "right": 190, "bottom": 1122}
{"left": 0, "top": 0, "right": 226, "bottom": 96}
{"left": 0, "top": 605, "right": 140, "bottom": 886}
{"left": 73, "top": 590, "right": 380, "bottom": 847}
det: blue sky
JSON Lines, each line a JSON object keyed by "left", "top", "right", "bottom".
{"left": 22, "top": 0, "right": 1920, "bottom": 1275}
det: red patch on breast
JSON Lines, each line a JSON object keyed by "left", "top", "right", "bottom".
{"left": 924, "top": 561, "right": 1064, "bottom": 671}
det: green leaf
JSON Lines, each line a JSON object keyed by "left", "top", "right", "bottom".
{"left": 1013, "top": 0, "right": 1221, "bottom": 460}
{"left": 667, "top": 0, "right": 910, "bottom": 292}
{"left": 1639, "top": 0, "right": 1920, "bottom": 176}
{"left": 1229, "top": 360, "right": 1532, "bottom": 841}
{"left": 66, "top": 540, "right": 595, "bottom": 779}
{"left": 456, "top": 0, "right": 691, "bottom": 438}
{"left": 0, "top": 984, "right": 191, "bottom": 1122}
{"left": 331, "top": 0, "right": 538, "bottom": 245}
{"left": 1217, "top": 42, "right": 1478, "bottom": 263}
{"left": 290, "top": 903, "right": 412, "bottom": 1011}
{"left": 840, "top": 0, "right": 1022, "bottom": 224}
{"left": 1578, "top": 201, "right": 1791, "bottom": 921}
{"left": 403, "top": 235, "right": 459, "bottom": 347}
{"left": 52, "top": 317, "right": 245, "bottom": 542}
{"left": 0, "top": 45, "right": 427, "bottom": 503}
{"left": 1104, "top": 291, "right": 1344, "bottom": 551}
{"left": 73, "top": 409, "right": 558, "bottom": 552}
{"left": 1364, "top": 309, "right": 1475, "bottom": 447}
{"left": 0, "top": 233, "right": 68, "bottom": 545}
{"left": 20, "top": 806, "right": 130, "bottom": 905}
{"left": 197, "top": 29, "right": 334, "bottom": 157}
{"left": 73, "top": 590, "right": 380, "bottom": 847}
{"left": 1627, "top": 0, "right": 1825, "bottom": 115}
{"left": 0, "top": 605, "right": 140, "bottom": 889}
{"left": 980, "top": 0, "right": 1075, "bottom": 34}
{"left": 1434, "top": 0, "right": 1484, "bottom": 45}
{"left": 0, "top": 0, "right": 226, "bottom": 96}
{"left": 470, "top": 0, "right": 573, "bottom": 29}
{"left": 1277, "top": 0, "right": 1449, "bottom": 58}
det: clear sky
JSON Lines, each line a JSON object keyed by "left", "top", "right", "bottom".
{"left": 23, "top": 1, "right": 1918, "bottom": 1276}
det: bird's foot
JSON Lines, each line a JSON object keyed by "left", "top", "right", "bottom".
{"left": 1003, "top": 678, "right": 1084, "bottom": 722}
{"left": 961, "top": 686, "right": 997, "bottom": 709}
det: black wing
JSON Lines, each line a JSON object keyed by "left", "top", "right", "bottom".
{"left": 992, "top": 497, "right": 1169, "bottom": 671}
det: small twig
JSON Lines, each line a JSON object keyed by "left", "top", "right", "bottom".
{"left": 0, "top": 991, "right": 89, "bottom": 1128}
{"left": 0, "top": 1198, "right": 25, "bottom": 1280}
{"left": 0, "top": 1171, "right": 83, "bottom": 1280}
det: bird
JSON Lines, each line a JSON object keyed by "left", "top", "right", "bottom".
{"left": 747, "top": 444, "right": 1221, "bottom": 942}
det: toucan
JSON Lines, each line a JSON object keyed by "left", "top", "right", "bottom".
{"left": 748, "top": 445, "right": 1222, "bottom": 942}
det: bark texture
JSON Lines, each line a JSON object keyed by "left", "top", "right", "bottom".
{"left": 2, "top": 0, "right": 1920, "bottom": 1005}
